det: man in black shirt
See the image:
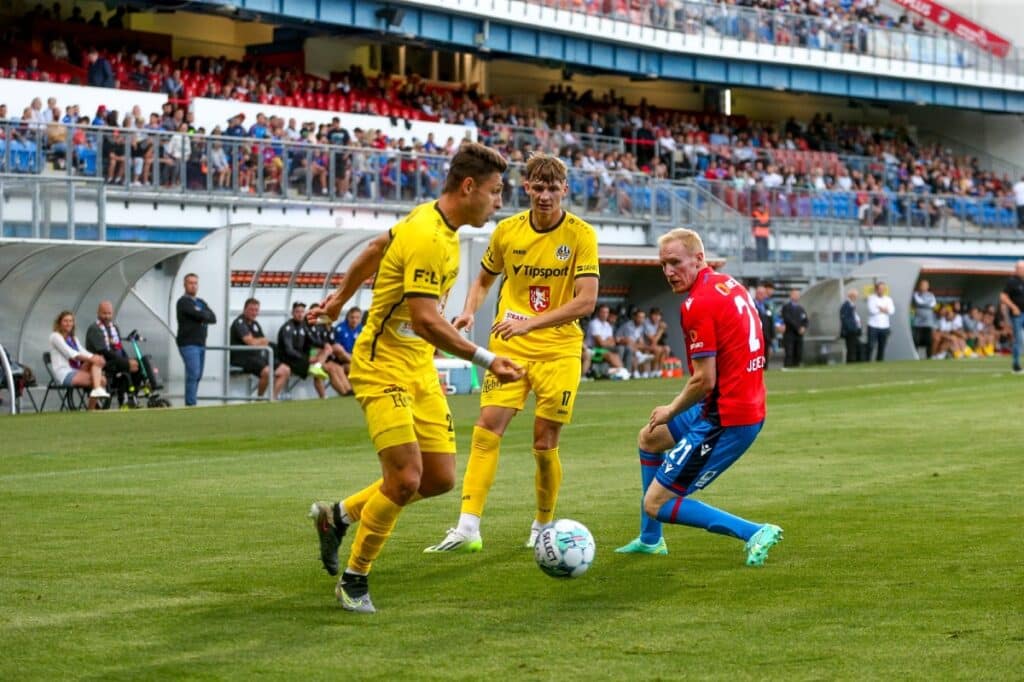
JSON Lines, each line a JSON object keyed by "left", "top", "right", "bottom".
{"left": 86, "top": 300, "right": 141, "bottom": 401}
{"left": 176, "top": 273, "right": 216, "bottom": 406}
{"left": 999, "top": 260, "right": 1024, "bottom": 374}
{"left": 230, "top": 297, "right": 289, "bottom": 398}
{"left": 781, "top": 288, "right": 808, "bottom": 369}
{"left": 278, "top": 302, "right": 351, "bottom": 398}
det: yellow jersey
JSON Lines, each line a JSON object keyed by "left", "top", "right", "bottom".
{"left": 482, "top": 209, "right": 599, "bottom": 361}
{"left": 349, "top": 202, "right": 461, "bottom": 384}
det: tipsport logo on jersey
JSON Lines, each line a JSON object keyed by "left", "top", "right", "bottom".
{"left": 511, "top": 264, "right": 570, "bottom": 279}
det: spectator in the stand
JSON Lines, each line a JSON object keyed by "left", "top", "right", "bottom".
{"left": 67, "top": 6, "right": 85, "bottom": 23}
{"left": 107, "top": 6, "right": 126, "bottom": 29}
{"left": 49, "top": 36, "right": 69, "bottom": 61}
{"left": 85, "top": 300, "right": 143, "bottom": 401}
{"left": 1013, "top": 176, "right": 1024, "bottom": 229}
{"left": 86, "top": 49, "right": 114, "bottom": 88}
{"left": 585, "top": 304, "right": 626, "bottom": 378}
{"left": 866, "top": 280, "right": 894, "bottom": 361}
{"left": 781, "top": 288, "right": 808, "bottom": 368}
{"left": 49, "top": 310, "right": 109, "bottom": 409}
{"left": 209, "top": 140, "right": 230, "bottom": 188}
{"left": 331, "top": 306, "right": 363, "bottom": 374}
{"left": 839, "top": 288, "right": 863, "bottom": 363}
{"left": 160, "top": 122, "right": 190, "bottom": 186}
{"left": 162, "top": 68, "right": 184, "bottom": 98}
{"left": 911, "top": 279, "right": 937, "bottom": 358}
{"left": 88, "top": 10, "right": 103, "bottom": 27}
{"left": 176, "top": 273, "right": 216, "bottom": 407}
{"left": 230, "top": 297, "right": 290, "bottom": 399}
{"left": 1000, "top": 259, "right": 1024, "bottom": 374}
{"left": 751, "top": 201, "right": 771, "bottom": 261}
{"left": 102, "top": 120, "right": 126, "bottom": 184}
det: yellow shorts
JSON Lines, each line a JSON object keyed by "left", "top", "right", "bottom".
{"left": 353, "top": 370, "right": 456, "bottom": 454}
{"left": 480, "top": 355, "right": 581, "bottom": 424}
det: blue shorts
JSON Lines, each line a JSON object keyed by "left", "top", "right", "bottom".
{"left": 656, "top": 401, "right": 764, "bottom": 496}
{"left": 61, "top": 372, "right": 76, "bottom": 387}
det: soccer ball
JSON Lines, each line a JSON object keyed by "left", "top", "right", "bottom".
{"left": 533, "top": 519, "right": 596, "bottom": 578}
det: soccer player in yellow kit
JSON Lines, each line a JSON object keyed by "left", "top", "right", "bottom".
{"left": 424, "top": 153, "right": 599, "bottom": 553}
{"left": 307, "top": 142, "right": 523, "bottom": 613}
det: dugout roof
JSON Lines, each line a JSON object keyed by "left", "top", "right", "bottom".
{"left": 0, "top": 239, "right": 195, "bottom": 365}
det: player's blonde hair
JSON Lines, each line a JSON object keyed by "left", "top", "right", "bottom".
{"left": 657, "top": 228, "right": 705, "bottom": 255}
{"left": 524, "top": 152, "right": 567, "bottom": 184}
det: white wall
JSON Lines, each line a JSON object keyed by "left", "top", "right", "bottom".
{"left": 0, "top": 78, "right": 476, "bottom": 143}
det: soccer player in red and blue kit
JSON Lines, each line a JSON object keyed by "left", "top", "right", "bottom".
{"left": 615, "top": 228, "right": 783, "bottom": 565}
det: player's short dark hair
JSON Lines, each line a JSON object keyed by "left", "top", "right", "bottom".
{"left": 291, "top": 301, "right": 306, "bottom": 311}
{"left": 183, "top": 272, "right": 198, "bottom": 282}
{"left": 243, "top": 297, "right": 260, "bottom": 308}
{"left": 443, "top": 141, "right": 508, "bottom": 193}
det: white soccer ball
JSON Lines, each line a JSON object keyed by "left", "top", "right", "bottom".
{"left": 533, "top": 519, "right": 596, "bottom": 579}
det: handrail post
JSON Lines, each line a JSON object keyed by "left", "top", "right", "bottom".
{"left": 0, "top": 342, "right": 18, "bottom": 415}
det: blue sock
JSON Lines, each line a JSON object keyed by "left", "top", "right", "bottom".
{"left": 656, "top": 497, "right": 761, "bottom": 541}
{"left": 638, "top": 449, "right": 663, "bottom": 544}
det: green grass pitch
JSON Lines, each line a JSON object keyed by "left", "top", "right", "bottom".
{"left": 2, "top": 359, "right": 1022, "bottom": 679}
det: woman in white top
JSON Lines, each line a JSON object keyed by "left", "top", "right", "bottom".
{"left": 49, "top": 310, "right": 109, "bottom": 409}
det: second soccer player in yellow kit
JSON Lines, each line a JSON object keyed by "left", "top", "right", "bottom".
{"left": 425, "top": 153, "right": 599, "bottom": 553}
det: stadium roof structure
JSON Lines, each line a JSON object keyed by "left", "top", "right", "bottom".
{"left": 0, "top": 239, "right": 197, "bottom": 363}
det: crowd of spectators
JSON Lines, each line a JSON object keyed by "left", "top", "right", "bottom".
{"left": 533, "top": 0, "right": 940, "bottom": 49}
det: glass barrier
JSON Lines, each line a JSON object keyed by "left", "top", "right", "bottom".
{"left": 2, "top": 120, "right": 1020, "bottom": 238}
{"left": 524, "top": 0, "right": 1022, "bottom": 77}
{"left": 692, "top": 177, "right": 1023, "bottom": 236}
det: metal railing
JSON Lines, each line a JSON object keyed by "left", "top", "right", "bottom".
{"left": 523, "top": 0, "right": 1023, "bottom": 77}
{"left": 692, "top": 178, "right": 1023, "bottom": 238}
{"left": 0, "top": 342, "right": 17, "bottom": 416}
{"left": 3, "top": 121, "right": 1022, "bottom": 248}
{"left": 198, "top": 344, "right": 275, "bottom": 404}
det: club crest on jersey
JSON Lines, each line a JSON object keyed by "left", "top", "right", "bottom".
{"left": 555, "top": 245, "right": 571, "bottom": 261}
{"left": 529, "top": 285, "right": 551, "bottom": 312}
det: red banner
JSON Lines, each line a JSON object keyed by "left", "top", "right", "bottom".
{"left": 890, "top": 0, "right": 1011, "bottom": 58}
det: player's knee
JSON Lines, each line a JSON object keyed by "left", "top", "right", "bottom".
{"left": 386, "top": 474, "right": 422, "bottom": 504}
{"left": 420, "top": 471, "right": 455, "bottom": 498}
{"left": 637, "top": 426, "right": 656, "bottom": 451}
{"left": 642, "top": 495, "right": 662, "bottom": 519}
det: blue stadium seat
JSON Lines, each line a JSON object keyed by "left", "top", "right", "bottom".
{"left": 981, "top": 203, "right": 998, "bottom": 227}
{"left": 998, "top": 207, "right": 1016, "bottom": 227}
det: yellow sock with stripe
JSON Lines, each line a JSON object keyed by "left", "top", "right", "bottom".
{"left": 346, "top": 490, "right": 403, "bottom": 575}
{"left": 533, "top": 447, "right": 561, "bottom": 525}
{"left": 459, "top": 426, "right": 502, "bottom": 518}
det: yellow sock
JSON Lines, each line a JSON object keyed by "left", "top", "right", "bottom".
{"left": 346, "top": 490, "right": 403, "bottom": 575}
{"left": 343, "top": 479, "right": 422, "bottom": 523}
{"left": 533, "top": 447, "right": 562, "bottom": 525}
{"left": 459, "top": 426, "right": 502, "bottom": 518}
{"left": 343, "top": 479, "right": 382, "bottom": 522}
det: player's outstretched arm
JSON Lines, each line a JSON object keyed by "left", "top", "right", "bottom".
{"left": 309, "top": 231, "right": 390, "bottom": 324}
{"left": 648, "top": 356, "right": 716, "bottom": 430}
{"left": 492, "top": 275, "right": 598, "bottom": 340}
{"left": 408, "top": 296, "right": 523, "bottom": 383}
{"left": 453, "top": 269, "right": 498, "bottom": 331}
